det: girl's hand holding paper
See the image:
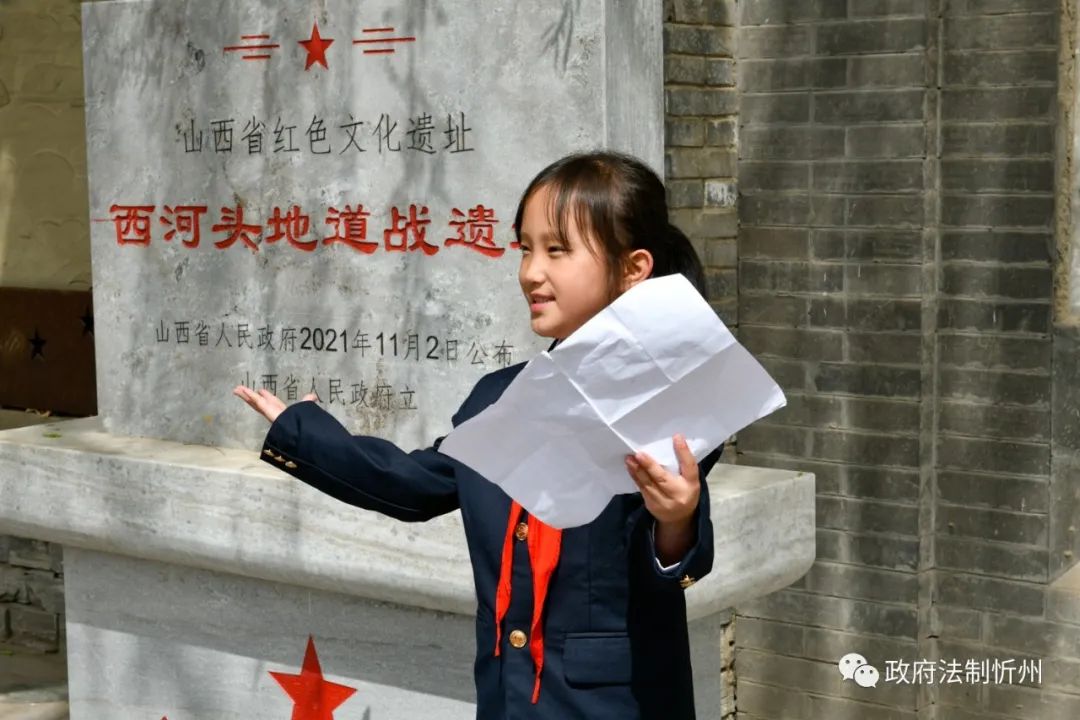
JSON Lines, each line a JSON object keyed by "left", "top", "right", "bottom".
{"left": 625, "top": 434, "right": 701, "bottom": 526}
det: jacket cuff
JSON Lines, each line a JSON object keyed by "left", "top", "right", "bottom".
{"left": 259, "top": 401, "right": 317, "bottom": 471}
{"left": 650, "top": 520, "right": 682, "bottom": 572}
{"left": 647, "top": 503, "right": 704, "bottom": 584}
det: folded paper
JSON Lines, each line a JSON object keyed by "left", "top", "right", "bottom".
{"left": 438, "top": 274, "right": 787, "bottom": 528}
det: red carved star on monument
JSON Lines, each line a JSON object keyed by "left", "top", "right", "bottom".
{"left": 298, "top": 22, "right": 334, "bottom": 70}
{"left": 270, "top": 636, "right": 357, "bottom": 720}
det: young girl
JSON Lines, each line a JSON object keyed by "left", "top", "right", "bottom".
{"left": 234, "top": 151, "right": 725, "bottom": 720}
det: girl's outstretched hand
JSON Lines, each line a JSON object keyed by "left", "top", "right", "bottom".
{"left": 624, "top": 434, "right": 700, "bottom": 525}
{"left": 232, "top": 386, "right": 318, "bottom": 424}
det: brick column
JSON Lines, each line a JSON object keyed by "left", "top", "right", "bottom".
{"left": 662, "top": 2, "right": 738, "bottom": 717}
{"left": 934, "top": 2, "right": 1057, "bottom": 714}
{"left": 663, "top": 0, "right": 739, "bottom": 327}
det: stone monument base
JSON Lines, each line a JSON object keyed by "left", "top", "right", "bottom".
{"left": 0, "top": 418, "right": 814, "bottom": 720}
{"left": 63, "top": 548, "right": 739, "bottom": 719}
{"left": 65, "top": 547, "right": 476, "bottom": 719}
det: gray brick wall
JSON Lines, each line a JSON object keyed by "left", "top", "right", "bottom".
{"left": 0, "top": 535, "right": 64, "bottom": 652}
{"left": 733, "top": 0, "right": 1080, "bottom": 718}
{"left": 735, "top": 1, "right": 929, "bottom": 715}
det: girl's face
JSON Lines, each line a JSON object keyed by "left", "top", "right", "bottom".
{"left": 518, "top": 184, "right": 614, "bottom": 340}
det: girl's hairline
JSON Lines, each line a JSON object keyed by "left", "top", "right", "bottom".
{"left": 519, "top": 179, "right": 605, "bottom": 255}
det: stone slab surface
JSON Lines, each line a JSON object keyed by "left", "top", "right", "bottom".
{"left": 0, "top": 417, "right": 815, "bottom": 622}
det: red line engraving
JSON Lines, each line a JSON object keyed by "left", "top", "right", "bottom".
{"left": 224, "top": 44, "right": 281, "bottom": 51}
{"left": 353, "top": 37, "right": 416, "bottom": 44}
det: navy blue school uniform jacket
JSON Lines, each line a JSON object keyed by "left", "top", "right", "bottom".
{"left": 260, "top": 350, "right": 724, "bottom": 720}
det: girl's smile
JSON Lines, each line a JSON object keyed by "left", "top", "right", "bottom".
{"left": 529, "top": 295, "right": 554, "bottom": 313}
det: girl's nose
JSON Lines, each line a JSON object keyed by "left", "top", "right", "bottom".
{"left": 520, "top": 255, "right": 546, "bottom": 285}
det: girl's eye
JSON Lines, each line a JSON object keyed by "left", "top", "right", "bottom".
{"left": 548, "top": 246, "right": 565, "bottom": 253}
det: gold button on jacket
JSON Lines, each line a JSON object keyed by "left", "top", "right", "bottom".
{"left": 514, "top": 522, "right": 528, "bottom": 541}
{"left": 508, "top": 629, "right": 527, "bottom": 648}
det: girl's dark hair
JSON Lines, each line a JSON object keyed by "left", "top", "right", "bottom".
{"left": 513, "top": 150, "right": 708, "bottom": 302}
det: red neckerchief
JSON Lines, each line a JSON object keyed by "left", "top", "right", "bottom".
{"left": 493, "top": 336, "right": 563, "bottom": 703}
{"left": 493, "top": 501, "right": 562, "bottom": 704}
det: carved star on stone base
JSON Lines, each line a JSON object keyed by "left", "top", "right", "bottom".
{"left": 269, "top": 635, "right": 357, "bottom": 720}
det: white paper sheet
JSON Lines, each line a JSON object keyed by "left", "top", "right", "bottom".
{"left": 437, "top": 274, "right": 787, "bottom": 528}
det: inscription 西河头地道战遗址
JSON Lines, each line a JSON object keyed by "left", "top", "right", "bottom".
{"left": 99, "top": 201, "right": 510, "bottom": 257}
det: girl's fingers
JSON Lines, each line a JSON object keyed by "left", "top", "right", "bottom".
{"left": 640, "top": 482, "right": 668, "bottom": 510}
{"left": 233, "top": 386, "right": 260, "bottom": 410}
{"left": 256, "top": 388, "right": 287, "bottom": 408}
{"left": 627, "top": 455, "right": 678, "bottom": 505}
{"left": 627, "top": 460, "right": 667, "bottom": 503}
{"left": 633, "top": 452, "right": 670, "bottom": 484}
{"left": 673, "top": 434, "right": 698, "bottom": 483}
{"left": 633, "top": 452, "right": 680, "bottom": 502}
{"left": 233, "top": 386, "right": 281, "bottom": 423}
{"left": 626, "top": 456, "right": 651, "bottom": 488}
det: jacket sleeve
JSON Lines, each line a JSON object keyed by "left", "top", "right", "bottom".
{"left": 259, "top": 393, "right": 476, "bottom": 523}
{"left": 632, "top": 443, "right": 725, "bottom": 590}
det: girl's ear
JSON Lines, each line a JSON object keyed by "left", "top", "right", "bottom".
{"left": 620, "top": 249, "right": 654, "bottom": 292}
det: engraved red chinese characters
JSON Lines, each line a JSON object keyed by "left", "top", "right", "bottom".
{"left": 212, "top": 205, "right": 262, "bottom": 253}
{"left": 267, "top": 205, "right": 316, "bottom": 251}
{"left": 160, "top": 205, "right": 208, "bottom": 247}
{"left": 446, "top": 204, "right": 502, "bottom": 257}
{"left": 384, "top": 204, "right": 436, "bottom": 255}
{"left": 324, "top": 205, "right": 377, "bottom": 253}
{"left": 108, "top": 204, "right": 155, "bottom": 246}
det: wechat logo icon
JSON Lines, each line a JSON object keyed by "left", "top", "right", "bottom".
{"left": 838, "top": 652, "right": 879, "bottom": 688}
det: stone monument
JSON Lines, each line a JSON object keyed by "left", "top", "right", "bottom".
{"left": 85, "top": 0, "right": 666, "bottom": 452}
{"left": 0, "top": 1, "right": 815, "bottom": 718}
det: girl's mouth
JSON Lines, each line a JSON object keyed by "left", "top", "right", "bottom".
{"left": 529, "top": 294, "right": 554, "bottom": 312}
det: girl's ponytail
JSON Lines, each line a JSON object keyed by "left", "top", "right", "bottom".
{"left": 662, "top": 222, "right": 709, "bottom": 301}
